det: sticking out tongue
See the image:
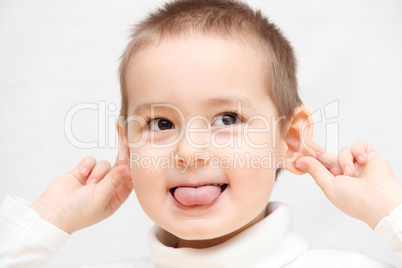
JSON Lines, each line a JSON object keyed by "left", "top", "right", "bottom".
{"left": 174, "top": 185, "right": 222, "bottom": 206}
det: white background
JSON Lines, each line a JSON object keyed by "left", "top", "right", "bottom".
{"left": 1, "top": 0, "right": 401, "bottom": 267}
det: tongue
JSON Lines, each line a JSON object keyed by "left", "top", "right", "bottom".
{"left": 174, "top": 185, "right": 222, "bottom": 206}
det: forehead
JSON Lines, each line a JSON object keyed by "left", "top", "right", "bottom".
{"left": 125, "top": 35, "right": 271, "bottom": 115}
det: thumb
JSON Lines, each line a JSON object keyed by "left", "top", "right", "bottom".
{"left": 94, "top": 164, "right": 132, "bottom": 202}
{"left": 295, "top": 156, "right": 334, "bottom": 196}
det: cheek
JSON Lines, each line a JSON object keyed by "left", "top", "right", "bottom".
{"left": 211, "top": 126, "right": 273, "bottom": 149}
{"left": 227, "top": 169, "right": 275, "bottom": 221}
{"left": 129, "top": 147, "right": 171, "bottom": 201}
{"left": 131, "top": 169, "right": 153, "bottom": 206}
{"left": 214, "top": 137, "right": 283, "bottom": 173}
{"left": 128, "top": 144, "right": 172, "bottom": 169}
{"left": 131, "top": 167, "right": 169, "bottom": 222}
{"left": 221, "top": 145, "right": 277, "bottom": 198}
{"left": 243, "top": 131, "right": 273, "bottom": 150}
{"left": 130, "top": 157, "right": 168, "bottom": 189}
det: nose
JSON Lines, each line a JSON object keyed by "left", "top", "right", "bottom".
{"left": 175, "top": 117, "right": 212, "bottom": 169}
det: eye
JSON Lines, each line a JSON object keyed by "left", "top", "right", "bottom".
{"left": 213, "top": 113, "right": 240, "bottom": 126}
{"left": 148, "top": 118, "right": 174, "bottom": 131}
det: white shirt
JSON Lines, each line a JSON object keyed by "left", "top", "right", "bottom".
{"left": 1, "top": 194, "right": 401, "bottom": 267}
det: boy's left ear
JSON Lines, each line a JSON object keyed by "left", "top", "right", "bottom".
{"left": 283, "top": 106, "right": 315, "bottom": 175}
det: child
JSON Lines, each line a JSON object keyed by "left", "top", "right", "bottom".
{"left": 1, "top": 0, "right": 402, "bottom": 267}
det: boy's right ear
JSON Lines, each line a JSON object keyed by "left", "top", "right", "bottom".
{"left": 115, "top": 117, "right": 130, "bottom": 167}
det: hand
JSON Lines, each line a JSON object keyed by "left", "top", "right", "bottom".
{"left": 31, "top": 156, "right": 133, "bottom": 234}
{"left": 295, "top": 141, "right": 402, "bottom": 229}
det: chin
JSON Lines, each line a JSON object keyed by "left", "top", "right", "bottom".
{"left": 168, "top": 221, "right": 233, "bottom": 241}
{"left": 171, "top": 221, "right": 247, "bottom": 249}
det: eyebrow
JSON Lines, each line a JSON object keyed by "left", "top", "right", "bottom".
{"left": 130, "top": 96, "right": 256, "bottom": 116}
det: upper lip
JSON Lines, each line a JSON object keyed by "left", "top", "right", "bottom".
{"left": 167, "top": 170, "right": 228, "bottom": 190}
{"left": 170, "top": 182, "right": 227, "bottom": 189}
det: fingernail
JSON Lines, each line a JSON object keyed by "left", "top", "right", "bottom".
{"left": 80, "top": 167, "right": 88, "bottom": 176}
{"left": 89, "top": 178, "right": 97, "bottom": 184}
{"left": 344, "top": 166, "right": 352, "bottom": 175}
{"left": 122, "top": 169, "right": 131, "bottom": 178}
{"left": 296, "top": 162, "right": 306, "bottom": 171}
{"left": 358, "top": 155, "right": 364, "bottom": 163}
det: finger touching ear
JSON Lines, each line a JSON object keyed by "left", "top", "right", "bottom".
{"left": 114, "top": 117, "right": 130, "bottom": 168}
{"left": 284, "top": 106, "right": 316, "bottom": 174}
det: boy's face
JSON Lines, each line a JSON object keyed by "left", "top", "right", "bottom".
{"left": 123, "top": 35, "right": 288, "bottom": 247}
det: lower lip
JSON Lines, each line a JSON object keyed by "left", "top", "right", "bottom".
{"left": 169, "top": 185, "right": 228, "bottom": 210}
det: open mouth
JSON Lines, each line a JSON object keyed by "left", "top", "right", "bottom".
{"left": 170, "top": 184, "right": 228, "bottom": 195}
{"left": 170, "top": 184, "right": 228, "bottom": 206}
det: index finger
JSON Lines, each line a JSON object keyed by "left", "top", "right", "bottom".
{"left": 309, "top": 142, "right": 338, "bottom": 168}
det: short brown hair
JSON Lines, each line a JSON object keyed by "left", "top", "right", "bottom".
{"left": 119, "top": 0, "right": 302, "bottom": 129}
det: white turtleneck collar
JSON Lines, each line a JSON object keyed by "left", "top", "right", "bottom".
{"left": 147, "top": 202, "right": 310, "bottom": 268}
